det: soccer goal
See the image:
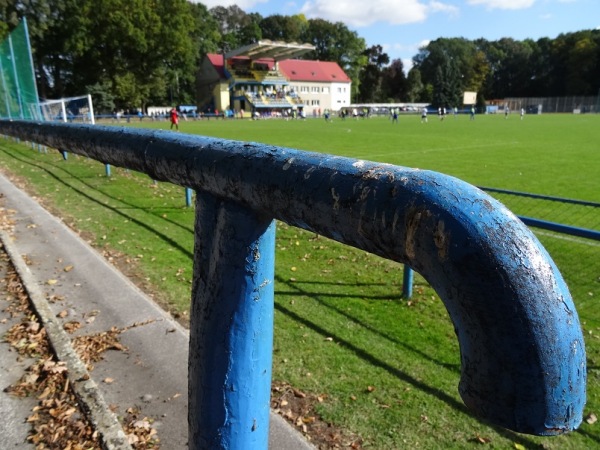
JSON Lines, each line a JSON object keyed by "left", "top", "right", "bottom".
{"left": 39, "top": 94, "right": 95, "bottom": 124}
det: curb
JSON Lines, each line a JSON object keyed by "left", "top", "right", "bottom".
{"left": 0, "top": 229, "right": 132, "bottom": 450}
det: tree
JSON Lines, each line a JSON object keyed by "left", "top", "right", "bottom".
{"left": 260, "top": 14, "right": 307, "bottom": 42}
{"left": 302, "top": 19, "right": 366, "bottom": 100}
{"left": 209, "top": 5, "right": 262, "bottom": 51}
{"left": 357, "top": 45, "right": 389, "bottom": 102}
{"left": 564, "top": 31, "right": 599, "bottom": 95}
{"left": 414, "top": 37, "right": 488, "bottom": 103}
{"left": 86, "top": 81, "right": 115, "bottom": 114}
{"left": 432, "top": 54, "right": 462, "bottom": 108}
{"left": 405, "top": 67, "right": 425, "bottom": 102}
{"left": 381, "top": 59, "right": 407, "bottom": 101}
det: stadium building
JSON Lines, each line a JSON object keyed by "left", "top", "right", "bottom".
{"left": 197, "top": 40, "right": 352, "bottom": 117}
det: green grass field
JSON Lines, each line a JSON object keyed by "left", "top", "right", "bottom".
{"left": 124, "top": 112, "right": 600, "bottom": 200}
{"left": 1, "top": 113, "right": 599, "bottom": 449}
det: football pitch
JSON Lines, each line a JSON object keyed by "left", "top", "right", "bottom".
{"left": 129, "top": 111, "right": 600, "bottom": 201}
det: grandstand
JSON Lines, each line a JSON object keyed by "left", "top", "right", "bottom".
{"left": 197, "top": 40, "right": 352, "bottom": 118}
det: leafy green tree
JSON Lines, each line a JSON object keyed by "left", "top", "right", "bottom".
{"left": 209, "top": 5, "right": 261, "bottom": 51}
{"left": 260, "top": 14, "right": 307, "bottom": 42}
{"left": 564, "top": 31, "right": 598, "bottom": 95}
{"left": 381, "top": 59, "right": 407, "bottom": 101}
{"left": 189, "top": 1, "right": 220, "bottom": 57}
{"left": 415, "top": 37, "right": 489, "bottom": 104}
{"left": 405, "top": 67, "right": 424, "bottom": 102}
{"left": 86, "top": 81, "right": 115, "bottom": 114}
{"left": 357, "top": 45, "right": 389, "bottom": 102}
{"left": 432, "top": 54, "right": 462, "bottom": 108}
{"left": 302, "top": 19, "right": 366, "bottom": 100}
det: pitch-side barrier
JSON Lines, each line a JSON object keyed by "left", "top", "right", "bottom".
{"left": 0, "top": 120, "right": 586, "bottom": 449}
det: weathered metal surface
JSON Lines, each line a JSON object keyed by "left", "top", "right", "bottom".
{"left": 189, "top": 191, "right": 275, "bottom": 449}
{"left": 0, "top": 121, "right": 586, "bottom": 438}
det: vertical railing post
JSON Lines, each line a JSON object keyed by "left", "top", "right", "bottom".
{"left": 402, "top": 265, "right": 413, "bottom": 299}
{"left": 189, "top": 190, "right": 276, "bottom": 449}
{"left": 185, "top": 187, "right": 193, "bottom": 207}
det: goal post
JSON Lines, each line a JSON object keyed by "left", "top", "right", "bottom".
{"left": 39, "top": 94, "right": 95, "bottom": 124}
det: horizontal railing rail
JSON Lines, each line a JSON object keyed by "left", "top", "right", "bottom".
{"left": 0, "top": 120, "right": 587, "bottom": 449}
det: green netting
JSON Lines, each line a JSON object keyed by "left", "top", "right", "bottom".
{"left": 0, "top": 19, "right": 41, "bottom": 120}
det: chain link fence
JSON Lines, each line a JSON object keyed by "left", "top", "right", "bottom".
{"left": 503, "top": 96, "right": 599, "bottom": 114}
{"left": 481, "top": 187, "right": 600, "bottom": 327}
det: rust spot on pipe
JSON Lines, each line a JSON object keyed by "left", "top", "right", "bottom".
{"left": 405, "top": 208, "right": 431, "bottom": 261}
{"left": 433, "top": 220, "right": 449, "bottom": 260}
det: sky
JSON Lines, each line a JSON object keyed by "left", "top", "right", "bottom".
{"left": 194, "top": 0, "right": 600, "bottom": 71}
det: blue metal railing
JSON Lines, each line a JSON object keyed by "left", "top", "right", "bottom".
{"left": 480, "top": 186, "right": 600, "bottom": 241}
{"left": 0, "top": 120, "right": 587, "bottom": 449}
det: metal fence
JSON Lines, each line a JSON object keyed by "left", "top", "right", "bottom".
{"left": 0, "top": 120, "right": 588, "bottom": 449}
{"left": 503, "top": 96, "right": 599, "bottom": 114}
{"left": 480, "top": 187, "right": 600, "bottom": 324}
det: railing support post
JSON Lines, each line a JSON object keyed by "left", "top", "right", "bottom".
{"left": 185, "top": 187, "right": 193, "bottom": 207}
{"left": 402, "top": 265, "right": 413, "bottom": 299}
{"left": 189, "top": 191, "right": 276, "bottom": 449}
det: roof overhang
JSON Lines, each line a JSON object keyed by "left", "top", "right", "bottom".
{"left": 225, "top": 40, "right": 315, "bottom": 62}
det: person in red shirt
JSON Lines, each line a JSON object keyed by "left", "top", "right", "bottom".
{"left": 170, "top": 107, "right": 179, "bottom": 130}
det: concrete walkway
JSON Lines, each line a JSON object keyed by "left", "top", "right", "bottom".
{"left": 0, "top": 172, "right": 313, "bottom": 449}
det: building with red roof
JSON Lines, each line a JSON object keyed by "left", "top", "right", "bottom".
{"left": 197, "top": 41, "right": 352, "bottom": 118}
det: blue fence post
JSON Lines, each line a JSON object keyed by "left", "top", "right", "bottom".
{"left": 189, "top": 191, "right": 275, "bottom": 449}
{"left": 402, "top": 265, "right": 413, "bottom": 299}
{"left": 105, "top": 163, "right": 111, "bottom": 177}
{"left": 185, "top": 187, "right": 193, "bottom": 207}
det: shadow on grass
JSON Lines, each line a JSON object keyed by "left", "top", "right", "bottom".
{"left": 275, "top": 275, "right": 458, "bottom": 372}
{"left": 274, "top": 277, "right": 566, "bottom": 449}
{"left": 0, "top": 146, "right": 195, "bottom": 259}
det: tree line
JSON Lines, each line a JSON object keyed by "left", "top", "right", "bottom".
{"left": 1, "top": 1, "right": 598, "bottom": 112}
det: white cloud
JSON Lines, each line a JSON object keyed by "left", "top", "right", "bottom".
{"left": 467, "top": 0, "right": 536, "bottom": 10}
{"left": 429, "top": 0, "right": 460, "bottom": 17}
{"left": 299, "top": 0, "right": 458, "bottom": 27}
{"left": 189, "top": 0, "right": 269, "bottom": 9}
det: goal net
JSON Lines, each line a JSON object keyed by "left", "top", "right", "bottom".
{"left": 39, "top": 95, "right": 95, "bottom": 124}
